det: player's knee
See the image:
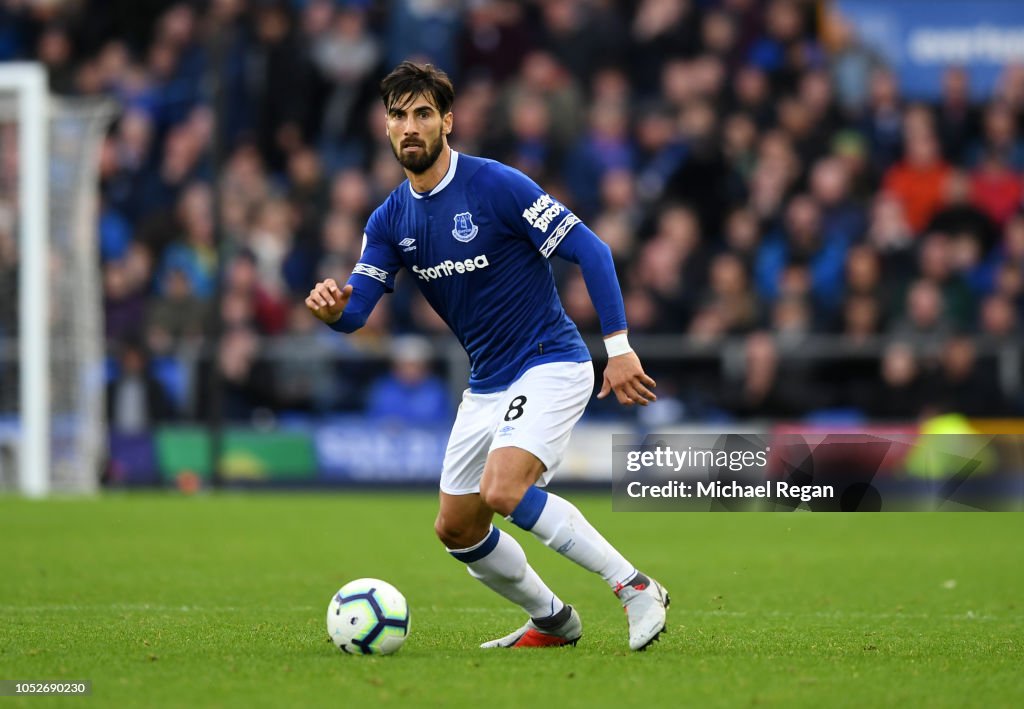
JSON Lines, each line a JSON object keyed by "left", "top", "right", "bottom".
{"left": 434, "top": 514, "right": 486, "bottom": 550}
{"left": 478, "top": 478, "right": 525, "bottom": 517}
{"left": 480, "top": 448, "right": 544, "bottom": 515}
{"left": 433, "top": 515, "right": 458, "bottom": 547}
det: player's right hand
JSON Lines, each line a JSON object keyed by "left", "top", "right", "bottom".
{"left": 305, "top": 279, "right": 352, "bottom": 324}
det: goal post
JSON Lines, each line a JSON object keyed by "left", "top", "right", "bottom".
{"left": 0, "top": 62, "right": 113, "bottom": 497}
{"left": 0, "top": 63, "right": 48, "bottom": 497}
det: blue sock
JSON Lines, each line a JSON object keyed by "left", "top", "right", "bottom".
{"left": 447, "top": 526, "right": 501, "bottom": 563}
{"left": 508, "top": 486, "right": 548, "bottom": 531}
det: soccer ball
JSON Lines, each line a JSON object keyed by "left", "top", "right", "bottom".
{"left": 326, "top": 578, "right": 410, "bottom": 655}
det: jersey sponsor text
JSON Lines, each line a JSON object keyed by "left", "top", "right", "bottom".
{"left": 413, "top": 254, "right": 491, "bottom": 282}
{"left": 522, "top": 194, "right": 566, "bottom": 233}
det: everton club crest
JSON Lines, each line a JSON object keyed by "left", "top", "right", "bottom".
{"left": 451, "top": 212, "right": 479, "bottom": 243}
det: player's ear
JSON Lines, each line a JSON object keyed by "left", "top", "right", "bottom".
{"left": 443, "top": 112, "right": 453, "bottom": 135}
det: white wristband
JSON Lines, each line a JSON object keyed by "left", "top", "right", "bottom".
{"left": 604, "top": 333, "right": 632, "bottom": 358}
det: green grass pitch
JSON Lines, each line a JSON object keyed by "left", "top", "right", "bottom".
{"left": 2, "top": 492, "right": 1023, "bottom": 708}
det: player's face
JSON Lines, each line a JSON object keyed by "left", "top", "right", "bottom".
{"left": 386, "top": 94, "right": 451, "bottom": 174}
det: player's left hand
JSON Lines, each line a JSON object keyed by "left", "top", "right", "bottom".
{"left": 597, "top": 352, "right": 657, "bottom": 406}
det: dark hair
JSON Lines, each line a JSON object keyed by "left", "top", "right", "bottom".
{"left": 379, "top": 61, "right": 455, "bottom": 116}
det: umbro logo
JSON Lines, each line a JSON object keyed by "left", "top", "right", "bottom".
{"left": 399, "top": 237, "right": 416, "bottom": 252}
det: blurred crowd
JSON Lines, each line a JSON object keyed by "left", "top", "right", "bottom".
{"left": 2, "top": 0, "right": 1023, "bottom": 425}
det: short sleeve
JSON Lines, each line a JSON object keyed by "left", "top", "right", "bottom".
{"left": 481, "top": 163, "right": 582, "bottom": 258}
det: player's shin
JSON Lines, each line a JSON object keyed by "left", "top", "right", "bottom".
{"left": 508, "top": 486, "right": 637, "bottom": 590}
{"left": 447, "top": 525, "right": 565, "bottom": 620}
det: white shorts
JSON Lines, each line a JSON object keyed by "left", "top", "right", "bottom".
{"left": 439, "top": 361, "right": 595, "bottom": 496}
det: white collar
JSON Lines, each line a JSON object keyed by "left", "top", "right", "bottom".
{"left": 408, "top": 149, "right": 459, "bottom": 200}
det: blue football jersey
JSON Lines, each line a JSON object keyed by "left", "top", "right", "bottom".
{"left": 349, "top": 151, "right": 592, "bottom": 393}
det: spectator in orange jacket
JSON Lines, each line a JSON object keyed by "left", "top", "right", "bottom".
{"left": 883, "top": 127, "right": 952, "bottom": 233}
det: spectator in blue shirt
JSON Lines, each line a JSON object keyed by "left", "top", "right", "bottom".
{"left": 366, "top": 336, "right": 452, "bottom": 427}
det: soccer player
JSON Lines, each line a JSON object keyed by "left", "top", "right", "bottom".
{"left": 306, "top": 62, "right": 669, "bottom": 650}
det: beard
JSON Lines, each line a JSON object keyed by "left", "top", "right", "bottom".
{"left": 392, "top": 132, "right": 444, "bottom": 174}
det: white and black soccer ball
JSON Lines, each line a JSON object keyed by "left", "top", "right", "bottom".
{"left": 326, "top": 578, "right": 410, "bottom": 655}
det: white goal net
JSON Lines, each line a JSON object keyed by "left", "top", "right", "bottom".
{"left": 0, "top": 64, "right": 114, "bottom": 495}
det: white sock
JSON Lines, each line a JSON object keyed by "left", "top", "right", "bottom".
{"left": 526, "top": 492, "right": 636, "bottom": 590}
{"left": 448, "top": 526, "right": 565, "bottom": 620}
